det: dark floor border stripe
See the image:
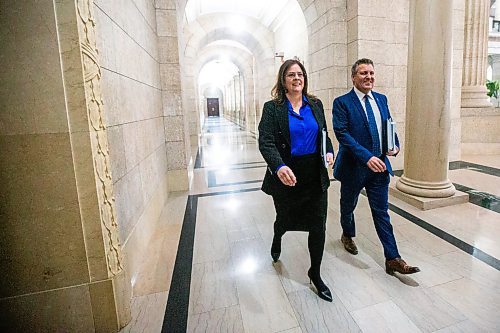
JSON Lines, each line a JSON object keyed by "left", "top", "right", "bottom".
{"left": 162, "top": 195, "right": 198, "bottom": 333}
{"left": 453, "top": 183, "right": 500, "bottom": 213}
{"left": 162, "top": 187, "right": 261, "bottom": 332}
{"left": 387, "top": 202, "right": 500, "bottom": 271}
{"left": 394, "top": 166, "right": 500, "bottom": 214}
{"left": 449, "top": 160, "right": 500, "bottom": 177}
{"left": 194, "top": 147, "right": 203, "bottom": 169}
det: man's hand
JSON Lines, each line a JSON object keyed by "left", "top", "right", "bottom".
{"left": 386, "top": 146, "right": 400, "bottom": 156}
{"left": 326, "top": 152, "right": 334, "bottom": 166}
{"left": 277, "top": 166, "right": 297, "bottom": 186}
{"left": 367, "top": 156, "right": 386, "bottom": 172}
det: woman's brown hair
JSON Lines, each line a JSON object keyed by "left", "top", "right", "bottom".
{"left": 271, "top": 59, "right": 316, "bottom": 104}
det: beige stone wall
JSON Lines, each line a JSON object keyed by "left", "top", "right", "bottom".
{"left": 303, "top": 0, "right": 348, "bottom": 151}
{"left": 0, "top": 0, "right": 130, "bottom": 331}
{"left": 0, "top": 0, "right": 88, "bottom": 317}
{"left": 461, "top": 108, "right": 500, "bottom": 154}
{"left": 93, "top": 0, "right": 175, "bottom": 299}
{"left": 345, "top": 0, "right": 409, "bottom": 170}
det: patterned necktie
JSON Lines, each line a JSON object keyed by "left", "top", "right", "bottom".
{"left": 364, "top": 95, "right": 381, "bottom": 156}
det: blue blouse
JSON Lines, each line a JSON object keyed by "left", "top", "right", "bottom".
{"left": 286, "top": 95, "right": 319, "bottom": 156}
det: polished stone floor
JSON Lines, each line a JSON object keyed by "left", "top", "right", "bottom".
{"left": 120, "top": 117, "right": 500, "bottom": 333}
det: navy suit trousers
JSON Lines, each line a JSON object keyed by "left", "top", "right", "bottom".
{"left": 339, "top": 170, "right": 400, "bottom": 260}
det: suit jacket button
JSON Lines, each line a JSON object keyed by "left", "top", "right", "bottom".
{"left": 281, "top": 144, "right": 286, "bottom": 148}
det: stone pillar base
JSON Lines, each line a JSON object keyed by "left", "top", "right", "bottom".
{"left": 396, "top": 175, "right": 456, "bottom": 198}
{"left": 390, "top": 181, "right": 469, "bottom": 210}
{"left": 168, "top": 169, "right": 189, "bottom": 191}
{"left": 461, "top": 86, "right": 492, "bottom": 108}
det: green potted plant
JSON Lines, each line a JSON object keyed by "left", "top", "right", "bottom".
{"left": 486, "top": 80, "right": 500, "bottom": 107}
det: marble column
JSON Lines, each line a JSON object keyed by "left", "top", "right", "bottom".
{"left": 461, "top": 0, "right": 492, "bottom": 108}
{"left": 396, "top": 0, "right": 456, "bottom": 198}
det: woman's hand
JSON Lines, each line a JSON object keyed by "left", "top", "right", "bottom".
{"left": 326, "top": 152, "right": 334, "bottom": 166}
{"left": 277, "top": 166, "right": 297, "bottom": 186}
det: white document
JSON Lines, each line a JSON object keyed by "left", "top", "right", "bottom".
{"left": 322, "top": 129, "right": 328, "bottom": 168}
{"left": 386, "top": 118, "right": 396, "bottom": 151}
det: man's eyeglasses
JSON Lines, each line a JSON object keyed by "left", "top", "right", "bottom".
{"left": 285, "top": 72, "right": 305, "bottom": 79}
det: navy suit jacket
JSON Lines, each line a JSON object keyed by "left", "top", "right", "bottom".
{"left": 332, "top": 88, "right": 399, "bottom": 182}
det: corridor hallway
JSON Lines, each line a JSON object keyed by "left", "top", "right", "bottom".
{"left": 122, "top": 117, "right": 500, "bottom": 333}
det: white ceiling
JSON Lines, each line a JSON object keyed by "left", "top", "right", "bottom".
{"left": 184, "top": 0, "right": 291, "bottom": 28}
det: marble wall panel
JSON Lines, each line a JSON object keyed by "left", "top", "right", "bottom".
{"left": 101, "top": 70, "right": 163, "bottom": 126}
{"left": 332, "top": 43, "right": 348, "bottom": 67}
{"left": 95, "top": 7, "right": 161, "bottom": 89}
{"left": 160, "top": 63, "right": 182, "bottom": 91}
{"left": 166, "top": 141, "right": 187, "bottom": 170}
{"left": 121, "top": 181, "right": 169, "bottom": 297}
{"left": 375, "top": 65, "right": 395, "bottom": 88}
{"left": 89, "top": 278, "right": 120, "bottom": 332}
{"left": 462, "top": 113, "right": 500, "bottom": 143}
{"left": 94, "top": 0, "right": 159, "bottom": 61}
{"left": 347, "top": 0, "right": 358, "bottom": 21}
{"left": 156, "top": 9, "right": 177, "bottom": 37}
{"left": 0, "top": 283, "right": 94, "bottom": 332}
{"left": 387, "top": 0, "right": 410, "bottom": 22}
{"left": 393, "top": 65, "right": 407, "bottom": 88}
{"left": 113, "top": 166, "right": 146, "bottom": 244}
{"left": 385, "top": 88, "right": 406, "bottom": 115}
{"left": 107, "top": 126, "right": 128, "bottom": 182}
{"left": 167, "top": 169, "right": 189, "bottom": 191}
{"left": 393, "top": 21, "right": 409, "bottom": 44}
{"left": 155, "top": 0, "right": 176, "bottom": 10}
{"left": 358, "top": 16, "right": 387, "bottom": 41}
{"left": 313, "top": 0, "right": 333, "bottom": 17}
{"left": 313, "top": 44, "right": 336, "bottom": 72}
{"left": 0, "top": 0, "right": 69, "bottom": 136}
{"left": 131, "top": 0, "right": 157, "bottom": 31}
{"left": 67, "top": 131, "right": 108, "bottom": 282}
{"left": 164, "top": 115, "right": 185, "bottom": 142}
{"left": 158, "top": 36, "right": 180, "bottom": 63}
{"left": 162, "top": 89, "right": 183, "bottom": 116}
{"left": 347, "top": 17, "right": 358, "bottom": 44}
{"left": 390, "top": 43, "right": 409, "bottom": 66}
{"left": 0, "top": 133, "right": 89, "bottom": 297}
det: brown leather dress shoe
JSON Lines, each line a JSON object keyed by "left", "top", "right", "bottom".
{"left": 385, "top": 258, "right": 420, "bottom": 275}
{"left": 341, "top": 234, "right": 358, "bottom": 255}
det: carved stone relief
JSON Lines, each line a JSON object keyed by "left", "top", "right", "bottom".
{"left": 76, "top": 0, "right": 122, "bottom": 277}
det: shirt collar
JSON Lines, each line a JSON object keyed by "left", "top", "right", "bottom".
{"left": 286, "top": 94, "right": 309, "bottom": 111}
{"left": 353, "top": 86, "right": 374, "bottom": 101}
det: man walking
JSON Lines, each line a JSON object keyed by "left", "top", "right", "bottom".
{"left": 332, "top": 58, "right": 419, "bottom": 275}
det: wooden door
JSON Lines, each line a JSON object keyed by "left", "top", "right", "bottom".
{"left": 207, "top": 98, "right": 220, "bottom": 117}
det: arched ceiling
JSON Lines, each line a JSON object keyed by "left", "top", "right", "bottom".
{"left": 180, "top": 0, "right": 310, "bottom": 109}
{"left": 184, "top": 0, "right": 290, "bottom": 27}
{"left": 183, "top": 13, "right": 274, "bottom": 58}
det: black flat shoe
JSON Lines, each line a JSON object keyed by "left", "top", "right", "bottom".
{"left": 271, "top": 236, "right": 281, "bottom": 262}
{"left": 307, "top": 269, "right": 333, "bottom": 302}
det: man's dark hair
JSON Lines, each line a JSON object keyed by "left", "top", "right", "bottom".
{"left": 351, "top": 58, "right": 374, "bottom": 76}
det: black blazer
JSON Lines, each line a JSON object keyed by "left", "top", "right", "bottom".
{"left": 258, "top": 98, "right": 334, "bottom": 196}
